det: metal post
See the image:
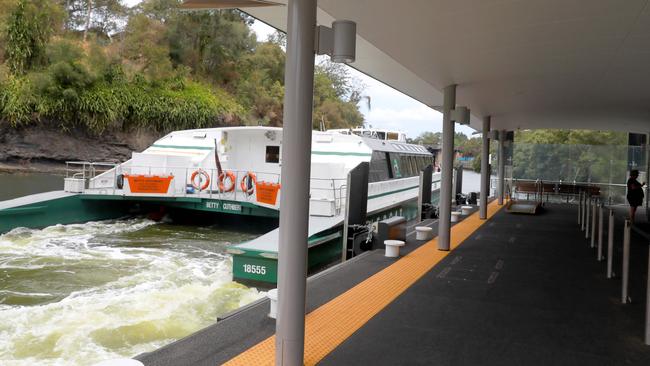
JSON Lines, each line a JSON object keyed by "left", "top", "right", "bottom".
{"left": 578, "top": 191, "right": 582, "bottom": 226}
{"left": 607, "top": 209, "right": 614, "bottom": 278}
{"left": 597, "top": 205, "right": 604, "bottom": 261}
{"left": 497, "top": 130, "right": 505, "bottom": 205}
{"left": 581, "top": 193, "right": 586, "bottom": 231}
{"left": 437, "top": 84, "right": 456, "bottom": 251}
{"left": 591, "top": 200, "right": 597, "bottom": 248}
{"left": 480, "top": 116, "right": 490, "bottom": 219}
{"left": 275, "top": 0, "right": 316, "bottom": 364}
{"left": 622, "top": 219, "right": 631, "bottom": 304}
{"left": 585, "top": 196, "right": 590, "bottom": 239}
{"left": 645, "top": 243, "right": 650, "bottom": 345}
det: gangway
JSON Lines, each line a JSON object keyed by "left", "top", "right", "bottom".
{"left": 506, "top": 180, "right": 543, "bottom": 215}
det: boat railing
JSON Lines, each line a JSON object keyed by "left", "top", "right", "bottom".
{"left": 80, "top": 164, "right": 349, "bottom": 211}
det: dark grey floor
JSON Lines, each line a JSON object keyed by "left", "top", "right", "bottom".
{"left": 321, "top": 204, "right": 650, "bottom": 366}
{"left": 138, "top": 204, "right": 650, "bottom": 366}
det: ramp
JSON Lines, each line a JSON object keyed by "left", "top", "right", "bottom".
{"left": 506, "top": 201, "right": 541, "bottom": 215}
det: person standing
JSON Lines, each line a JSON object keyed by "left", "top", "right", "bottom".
{"left": 626, "top": 170, "right": 645, "bottom": 224}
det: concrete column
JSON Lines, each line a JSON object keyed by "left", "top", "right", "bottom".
{"left": 438, "top": 84, "right": 456, "bottom": 251}
{"left": 275, "top": 0, "right": 316, "bottom": 365}
{"left": 480, "top": 116, "right": 490, "bottom": 219}
{"left": 497, "top": 130, "right": 506, "bottom": 205}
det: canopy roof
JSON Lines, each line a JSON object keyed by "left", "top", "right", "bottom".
{"left": 203, "top": 0, "right": 650, "bottom": 133}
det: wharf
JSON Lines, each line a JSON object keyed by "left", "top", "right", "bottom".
{"left": 138, "top": 202, "right": 650, "bottom": 365}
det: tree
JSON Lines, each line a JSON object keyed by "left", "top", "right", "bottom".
{"left": 512, "top": 129, "right": 628, "bottom": 183}
{"left": 5, "top": 0, "right": 64, "bottom": 74}
{"left": 120, "top": 13, "right": 174, "bottom": 81}
{"left": 61, "top": 0, "right": 128, "bottom": 39}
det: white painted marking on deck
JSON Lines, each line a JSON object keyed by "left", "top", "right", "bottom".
{"left": 451, "top": 256, "right": 463, "bottom": 265}
{"left": 495, "top": 259, "right": 504, "bottom": 270}
{"left": 488, "top": 271, "right": 499, "bottom": 284}
{"left": 437, "top": 267, "right": 452, "bottom": 278}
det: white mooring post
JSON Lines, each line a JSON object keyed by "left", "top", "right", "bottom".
{"left": 645, "top": 243, "right": 650, "bottom": 345}
{"left": 591, "top": 200, "right": 597, "bottom": 248}
{"left": 597, "top": 204, "right": 604, "bottom": 261}
{"left": 607, "top": 209, "right": 614, "bottom": 278}
{"left": 622, "top": 219, "right": 631, "bottom": 304}
{"left": 275, "top": 0, "right": 317, "bottom": 364}
{"left": 437, "top": 84, "right": 456, "bottom": 251}
{"left": 479, "top": 116, "right": 490, "bottom": 220}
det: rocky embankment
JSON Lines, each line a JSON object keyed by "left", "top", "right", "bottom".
{"left": 0, "top": 125, "right": 160, "bottom": 174}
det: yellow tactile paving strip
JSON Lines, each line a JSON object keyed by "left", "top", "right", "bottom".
{"left": 224, "top": 201, "right": 504, "bottom": 366}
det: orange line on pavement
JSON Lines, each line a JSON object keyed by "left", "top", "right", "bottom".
{"left": 224, "top": 201, "right": 503, "bottom": 365}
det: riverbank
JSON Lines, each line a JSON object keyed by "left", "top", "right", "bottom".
{"left": 0, "top": 125, "right": 161, "bottom": 174}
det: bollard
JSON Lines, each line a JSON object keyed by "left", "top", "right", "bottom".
{"left": 585, "top": 197, "right": 590, "bottom": 239}
{"left": 597, "top": 205, "right": 604, "bottom": 261}
{"left": 578, "top": 191, "right": 582, "bottom": 226}
{"left": 590, "top": 201, "right": 597, "bottom": 248}
{"left": 645, "top": 244, "right": 650, "bottom": 345}
{"left": 622, "top": 219, "right": 631, "bottom": 304}
{"left": 607, "top": 209, "right": 614, "bottom": 278}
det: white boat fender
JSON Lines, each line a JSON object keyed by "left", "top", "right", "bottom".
{"left": 268, "top": 288, "right": 278, "bottom": 319}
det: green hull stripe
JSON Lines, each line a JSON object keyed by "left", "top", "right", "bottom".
{"left": 312, "top": 151, "right": 371, "bottom": 157}
{"left": 368, "top": 185, "right": 419, "bottom": 199}
{"left": 151, "top": 144, "right": 213, "bottom": 150}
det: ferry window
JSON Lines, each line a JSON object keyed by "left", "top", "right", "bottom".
{"left": 409, "top": 156, "right": 418, "bottom": 175}
{"left": 389, "top": 153, "right": 402, "bottom": 178}
{"left": 369, "top": 151, "right": 390, "bottom": 182}
{"left": 376, "top": 131, "right": 386, "bottom": 140}
{"left": 400, "top": 155, "right": 413, "bottom": 177}
{"left": 265, "top": 146, "right": 280, "bottom": 163}
{"left": 386, "top": 132, "right": 399, "bottom": 141}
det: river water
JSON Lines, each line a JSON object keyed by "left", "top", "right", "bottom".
{"left": 0, "top": 174, "right": 267, "bottom": 365}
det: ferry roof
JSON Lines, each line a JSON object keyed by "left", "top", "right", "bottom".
{"left": 361, "top": 137, "right": 431, "bottom": 156}
{"left": 235, "top": 1, "right": 650, "bottom": 134}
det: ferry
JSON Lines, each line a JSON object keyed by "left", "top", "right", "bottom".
{"left": 0, "top": 127, "right": 440, "bottom": 285}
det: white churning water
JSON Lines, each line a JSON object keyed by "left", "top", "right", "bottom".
{"left": 0, "top": 219, "right": 265, "bottom": 366}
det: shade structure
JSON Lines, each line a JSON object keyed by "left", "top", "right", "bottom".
{"left": 239, "top": 0, "right": 650, "bottom": 133}
{"left": 180, "top": 0, "right": 281, "bottom": 10}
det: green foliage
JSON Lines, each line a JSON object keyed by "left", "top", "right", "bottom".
{"left": 5, "top": 0, "right": 64, "bottom": 74}
{"left": 512, "top": 129, "right": 629, "bottom": 183}
{"left": 0, "top": 0, "right": 364, "bottom": 135}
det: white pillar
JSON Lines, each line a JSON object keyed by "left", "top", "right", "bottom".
{"left": 275, "top": 0, "right": 316, "bottom": 365}
{"left": 480, "top": 116, "right": 490, "bottom": 219}
{"left": 497, "top": 130, "right": 506, "bottom": 205}
{"left": 437, "top": 84, "right": 456, "bottom": 251}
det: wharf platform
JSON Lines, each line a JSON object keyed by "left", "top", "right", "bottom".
{"left": 137, "top": 201, "right": 650, "bottom": 365}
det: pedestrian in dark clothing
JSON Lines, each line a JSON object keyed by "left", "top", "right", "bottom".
{"left": 627, "top": 169, "right": 645, "bottom": 224}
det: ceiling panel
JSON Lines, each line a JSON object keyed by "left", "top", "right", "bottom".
{"left": 245, "top": 0, "right": 650, "bottom": 132}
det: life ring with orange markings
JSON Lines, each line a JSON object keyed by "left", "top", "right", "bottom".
{"left": 190, "top": 169, "right": 210, "bottom": 191}
{"left": 218, "top": 171, "right": 236, "bottom": 192}
{"left": 240, "top": 172, "right": 257, "bottom": 195}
